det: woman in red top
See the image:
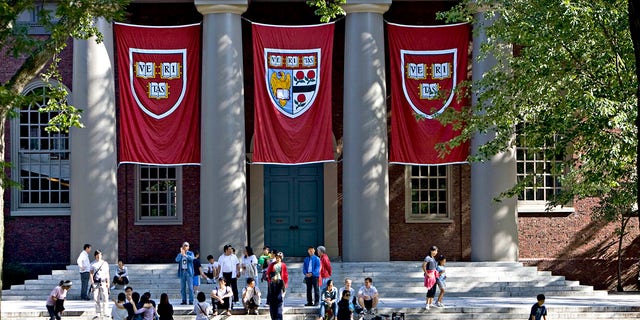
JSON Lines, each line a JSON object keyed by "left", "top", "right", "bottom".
{"left": 266, "top": 251, "right": 289, "bottom": 288}
{"left": 318, "top": 246, "right": 332, "bottom": 288}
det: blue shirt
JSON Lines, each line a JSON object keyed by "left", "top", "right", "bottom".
{"left": 175, "top": 251, "right": 195, "bottom": 277}
{"left": 303, "top": 254, "right": 321, "bottom": 277}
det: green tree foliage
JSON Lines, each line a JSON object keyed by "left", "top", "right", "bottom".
{"left": 439, "top": 0, "right": 636, "bottom": 208}
{"left": 438, "top": 0, "right": 638, "bottom": 290}
{"left": 0, "top": 0, "right": 128, "bottom": 298}
{"left": 306, "top": 0, "right": 346, "bottom": 23}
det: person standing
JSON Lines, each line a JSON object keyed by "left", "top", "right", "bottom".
{"left": 90, "top": 250, "right": 110, "bottom": 319}
{"left": 267, "top": 271, "right": 286, "bottom": 320}
{"left": 175, "top": 241, "right": 195, "bottom": 305}
{"left": 45, "top": 280, "right": 72, "bottom": 320}
{"left": 422, "top": 245, "right": 438, "bottom": 310}
{"left": 217, "top": 244, "right": 241, "bottom": 307}
{"left": 76, "top": 244, "right": 92, "bottom": 300}
{"left": 241, "top": 246, "right": 259, "bottom": 283}
{"left": 157, "top": 292, "right": 174, "bottom": 320}
{"left": 318, "top": 246, "right": 332, "bottom": 289}
{"left": 303, "top": 246, "right": 321, "bottom": 306}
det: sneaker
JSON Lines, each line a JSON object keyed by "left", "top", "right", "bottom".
{"left": 425, "top": 304, "right": 430, "bottom": 310}
{"left": 371, "top": 308, "right": 377, "bottom": 314}
{"left": 435, "top": 302, "right": 445, "bottom": 308}
{"left": 110, "top": 285, "right": 116, "bottom": 290}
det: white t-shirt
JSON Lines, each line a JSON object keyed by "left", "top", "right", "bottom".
{"left": 357, "top": 285, "right": 378, "bottom": 300}
{"left": 218, "top": 254, "right": 240, "bottom": 277}
{"left": 242, "top": 286, "right": 261, "bottom": 304}
{"left": 91, "top": 260, "right": 109, "bottom": 283}
{"left": 77, "top": 251, "right": 91, "bottom": 273}
{"left": 241, "top": 255, "right": 258, "bottom": 278}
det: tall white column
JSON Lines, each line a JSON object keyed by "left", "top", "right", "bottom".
{"left": 70, "top": 18, "right": 118, "bottom": 263}
{"left": 196, "top": 0, "right": 248, "bottom": 257}
{"left": 470, "top": 13, "right": 519, "bottom": 261}
{"left": 342, "top": 1, "right": 390, "bottom": 262}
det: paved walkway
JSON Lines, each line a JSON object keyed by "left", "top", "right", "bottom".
{"left": 3, "top": 293, "right": 640, "bottom": 316}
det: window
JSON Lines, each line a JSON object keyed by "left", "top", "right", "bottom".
{"left": 516, "top": 132, "right": 573, "bottom": 213}
{"left": 136, "top": 165, "right": 182, "bottom": 224}
{"left": 16, "top": 3, "right": 58, "bottom": 35}
{"left": 405, "top": 165, "right": 452, "bottom": 222}
{"left": 11, "top": 84, "right": 70, "bottom": 215}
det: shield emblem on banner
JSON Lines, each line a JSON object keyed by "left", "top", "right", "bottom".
{"left": 264, "top": 48, "right": 321, "bottom": 118}
{"left": 129, "top": 48, "right": 187, "bottom": 120}
{"left": 400, "top": 49, "right": 458, "bottom": 119}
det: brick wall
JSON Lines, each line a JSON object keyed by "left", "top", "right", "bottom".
{"left": 518, "top": 198, "right": 640, "bottom": 291}
{"left": 3, "top": 37, "right": 74, "bottom": 270}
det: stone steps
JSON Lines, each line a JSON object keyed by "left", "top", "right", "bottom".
{"left": 2, "top": 261, "right": 604, "bottom": 301}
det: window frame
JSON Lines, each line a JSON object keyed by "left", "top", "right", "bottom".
{"left": 404, "top": 165, "right": 453, "bottom": 223}
{"left": 515, "top": 131, "right": 574, "bottom": 214}
{"left": 135, "top": 165, "right": 183, "bottom": 225}
{"left": 10, "top": 81, "right": 71, "bottom": 216}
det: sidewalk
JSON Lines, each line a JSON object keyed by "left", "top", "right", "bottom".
{"left": 3, "top": 293, "right": 640, "bottom": 317}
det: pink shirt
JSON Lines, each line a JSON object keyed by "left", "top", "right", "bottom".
{"left": 46, "top": 286, "right": 67, "bottom": 306}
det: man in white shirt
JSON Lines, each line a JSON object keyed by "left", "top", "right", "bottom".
{"left": 357, "top": 277, "right": 379, "bottom": 314}
{"left": 90, "top": 250, "right": 110, "bottom": 318}
{"left": 217, "top": 245, "right": 241, "bottom": 306}
{"left": 76, "top": 244, "right": 92, "bottom": 300}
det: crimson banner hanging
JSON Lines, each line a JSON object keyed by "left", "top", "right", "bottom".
{"left": 252, "top": 22, "right": 334, "bottom": 164}
{"left": 115, "top": 23, "right": 201, "bottom": 165}
{"left": 388, "top": 22, "right": 470, "bottom": 165}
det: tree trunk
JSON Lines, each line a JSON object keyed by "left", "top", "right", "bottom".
{"left": 617, "top": 214, "right": 631, "bottom": 292}
{"left": 630, "top": 0, "right": 640, "bottom": 225}
{"left": 0, "top": 113, "right": 5, "bottom": 302}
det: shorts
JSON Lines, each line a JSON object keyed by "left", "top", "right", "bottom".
{"left": 436, "top": 279, "right": 446, "bottom": 289}
{"left": 193, "top": 275, "right": 201, "bottom": 286}
{"left": 363, "top": 299, "right": 373, "bottom": 310}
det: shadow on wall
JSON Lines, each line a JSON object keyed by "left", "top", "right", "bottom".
{"left": 525, "top": 221, "right": 640, "bottom": 291}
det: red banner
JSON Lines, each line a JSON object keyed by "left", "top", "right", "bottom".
{"left": 388, "top": 22, "right": 470, "bottom": 165}
{"left": 252, "top": 22, "right": 334, "bottom": 164}
{"left": 115, "top": 23, "right": 201, "bottom": 165}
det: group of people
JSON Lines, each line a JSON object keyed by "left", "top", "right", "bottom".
{"left": 176, "top": 242, "right": 291, "bottom": 320}
{"left": 49, "top": 242, "right": 547, "bottom": 320}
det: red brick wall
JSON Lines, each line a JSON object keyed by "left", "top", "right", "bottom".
{"left": 518, "top": 198, "right": 640, "bottom": 291}
{"left": 3, "top": 37, "right": 74, "bottom": 269}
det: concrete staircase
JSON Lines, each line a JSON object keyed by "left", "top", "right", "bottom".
{"left": 3, "top": 261, "right": 640, "bottom": 319}
{"left": 2, "top": 261, "right": 604, "bottom": 301}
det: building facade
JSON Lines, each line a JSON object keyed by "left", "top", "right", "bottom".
{"left": 3, "top": 0, "right": 639, "bottom": 291}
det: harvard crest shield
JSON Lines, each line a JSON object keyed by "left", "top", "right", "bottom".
{"left": 264, "top": 48, "right": 321, "bottom": 118}
{"left": 400, "top": 49, "right": 458, "bottom": 119}
{"left": 129, "top": 48, "right": 187, "bottom": 119}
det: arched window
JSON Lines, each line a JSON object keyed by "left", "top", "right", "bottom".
{"left": 11, "top": 82, "right": 70, "bottom": 215}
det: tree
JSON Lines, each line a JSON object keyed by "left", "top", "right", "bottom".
{"left": 438, "top": 0, "right": 637, "bottom": 290}
{"left": 0, "top": 0, "right": 128, "bottom": 297}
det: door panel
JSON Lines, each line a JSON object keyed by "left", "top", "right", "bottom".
{"left": 264, "top": 163, "right": 323, "bottom": 257}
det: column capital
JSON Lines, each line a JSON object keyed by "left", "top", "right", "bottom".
{"left": 195, "top": 0, "right": 247, "bottom": 15}
{"left": 342, "top": 0, "right": 390, "bottom": 15}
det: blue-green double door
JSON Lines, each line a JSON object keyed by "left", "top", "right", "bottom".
{"left": 264, "top": 163, "right": 324, "bottom": 257}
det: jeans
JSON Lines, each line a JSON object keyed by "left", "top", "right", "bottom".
{"left": 319, "top": 301, "right": 337, "bottom": 318}
{"left": 180, "top": 271, "right": 194, "bottom": 303}
{"left": 304, "top": 276, "right": 319, "bottom": 305}
{"left": 80, "top": 272, "right": 90, "bottom": 300}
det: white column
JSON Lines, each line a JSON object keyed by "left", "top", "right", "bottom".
{"left": 470, "top": 13, "right": 519, "bottom": 261}
{"left": 70, "top": 18, "right": 118, "bottom": 263}
{"left": 342, "top": 1, "right": 390, "bottom": 262}
{"left": 196, "top": 0, "right": 248, "bottom": 257}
